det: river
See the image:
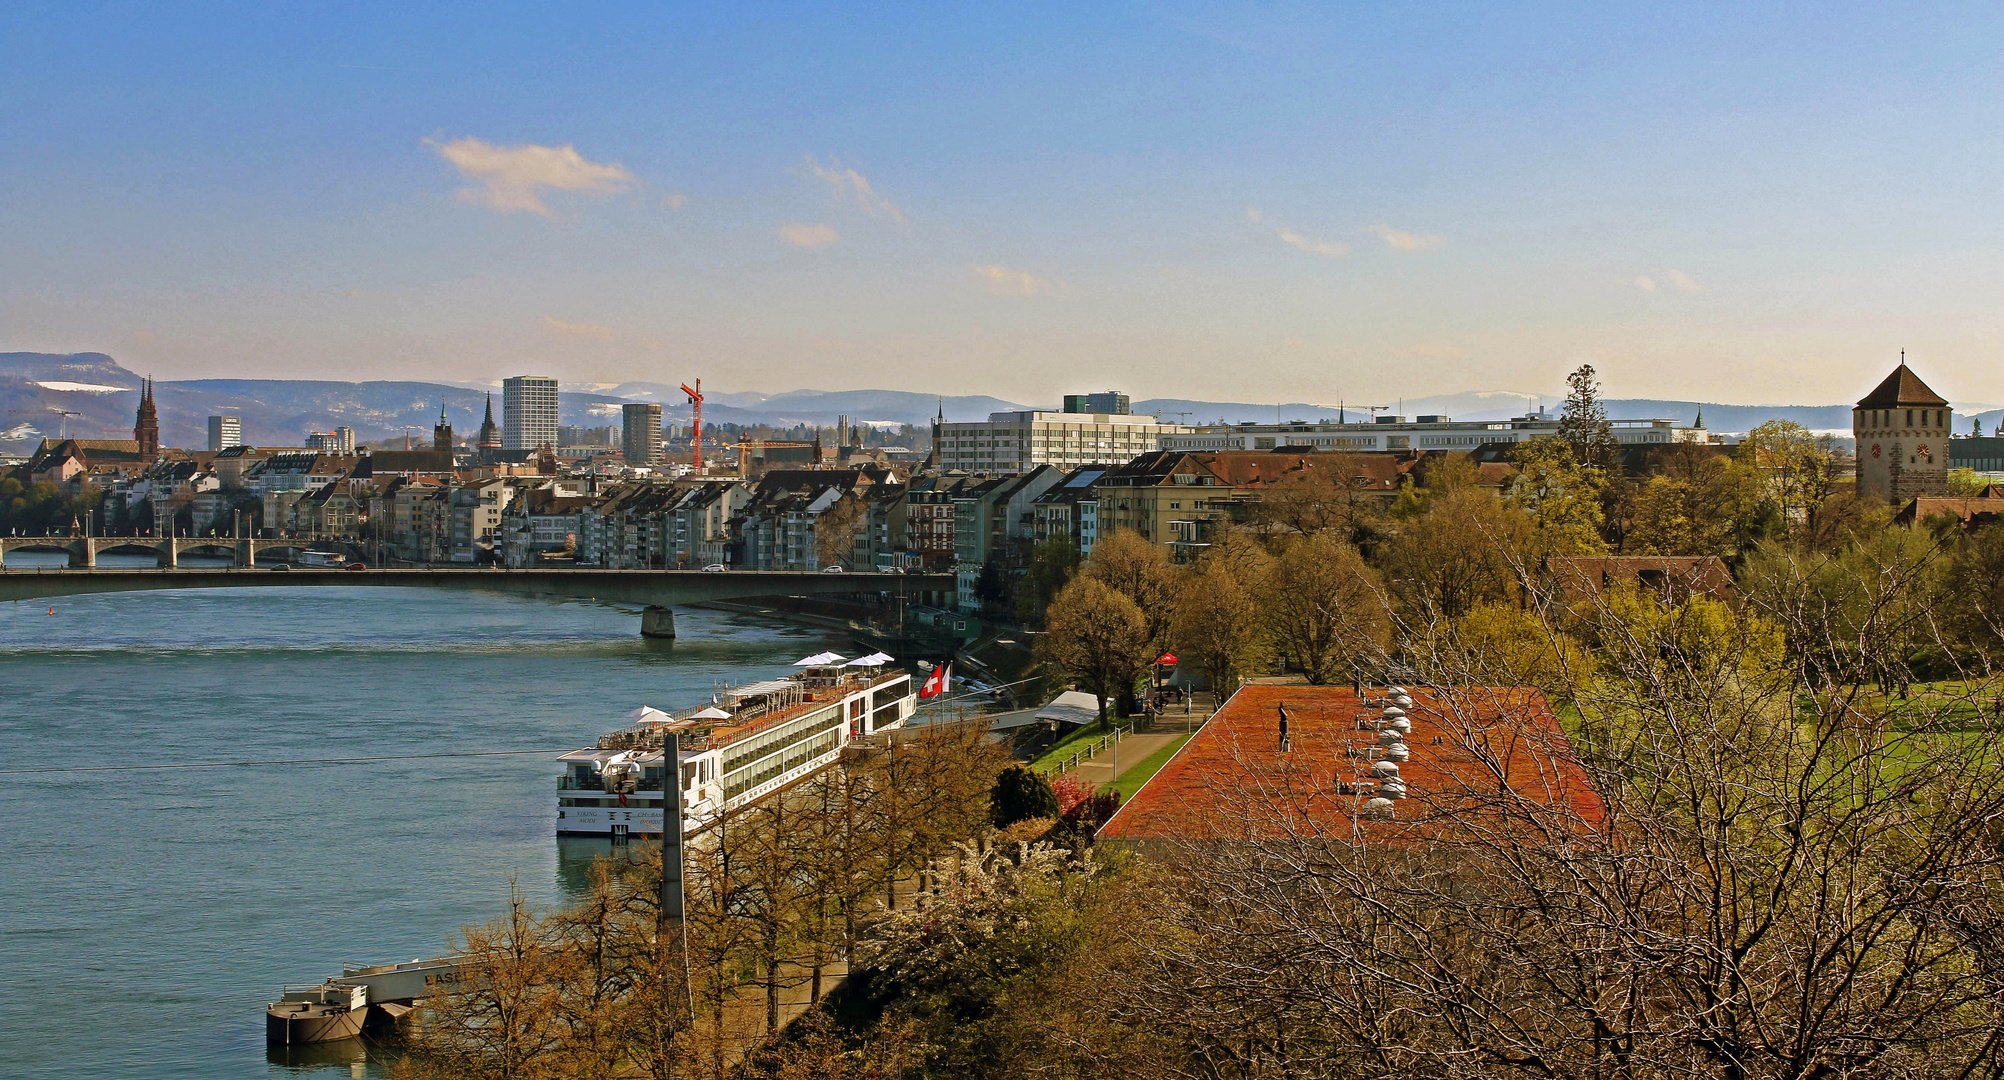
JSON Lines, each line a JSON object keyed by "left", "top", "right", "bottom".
{"left": 0, "top": 553, "right": 851, "bottom": 1079}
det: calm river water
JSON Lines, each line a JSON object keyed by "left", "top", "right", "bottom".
{"left": 0, "top": 554, "right": 848, "bottom": 1080}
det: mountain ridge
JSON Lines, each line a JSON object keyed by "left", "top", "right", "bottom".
{"left": 0, "top": 351, "right": 1961, "bottom": 451}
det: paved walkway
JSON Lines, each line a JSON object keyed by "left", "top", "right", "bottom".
{"left": 1069, "top": 731, "right": 1185, "bottom": 787}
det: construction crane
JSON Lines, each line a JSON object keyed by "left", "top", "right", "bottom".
{"left": 1155, "top": 409, "right": 1193, "bottom": 424}
{"left": 50, "top": 409, "right": 80, "bottom": 440}
{"left": 680, "top": 379, "right": 704, "bottom": 472}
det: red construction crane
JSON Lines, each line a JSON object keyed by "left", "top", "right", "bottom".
{"left": 680, "top": 379, "right": 704, "bottom": 471}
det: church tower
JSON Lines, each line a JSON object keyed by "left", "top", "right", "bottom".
{"left": 476, "top": 393, "right": 503, "bottom": 463}
{"left": 1854, "top": 357, "right": 1950, "bottom": 501}
{"left": 133, "top": 377, "right": 161, "bottom": 463}
{"left": 433, "top": 401, "right": 454, "bottom": 452}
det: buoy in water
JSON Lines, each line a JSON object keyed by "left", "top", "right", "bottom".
{"left": 48, "top": 607, "right": 55, "bottom": 615}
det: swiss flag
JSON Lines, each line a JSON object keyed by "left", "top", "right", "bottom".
{"left": 919, "top": 663, "right": 951, "bottom": 699}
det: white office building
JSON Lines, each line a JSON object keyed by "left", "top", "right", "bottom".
{"left": 1158, "top": 412, "right": 1705, "bottom": 454}
{"left": 207, "top": 415, "right": 242, "bottom": 451}
{"left": 504, "top": 375, "right": 561, "bottom": 452}
{"left": 936, "top": 410, "right": 1194, "bottom": 472}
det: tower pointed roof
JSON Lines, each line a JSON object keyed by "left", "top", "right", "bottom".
{"left": 483, "top": 393, "right": 495, "bottom": 424}
{"left": 1857, "top": 362, "right": 1947, "bottom": 409}
{"left": 439, "top": 400, "right": 448, "bottom": 424}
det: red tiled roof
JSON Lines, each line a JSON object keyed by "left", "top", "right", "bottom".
{"left": 1096, "top": 685, "right": 1607, "bottom": 844}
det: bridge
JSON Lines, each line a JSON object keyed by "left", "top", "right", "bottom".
{"left": 0, "top": 535, "right": 317, "bottom": 568}
{"left": 0, "top": 567, "right": 956, "bottom": 637}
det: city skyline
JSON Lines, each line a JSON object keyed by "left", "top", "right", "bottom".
{"left": 4, "top": 4, "right": 2000, "bottom": 406}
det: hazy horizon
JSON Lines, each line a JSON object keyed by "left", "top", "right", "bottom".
{"left": 5, "top": 4, "right": 2000, "bottom": 406}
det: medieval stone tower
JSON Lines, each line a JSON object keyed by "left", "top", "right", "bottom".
{"left": 1853, "top": 360, "right": 1950, "bottom": 501}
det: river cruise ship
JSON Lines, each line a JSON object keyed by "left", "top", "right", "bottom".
{"left": 556, "top": 655, "right": 915, "bottom": 838}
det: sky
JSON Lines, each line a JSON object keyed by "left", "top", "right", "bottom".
{"left": 2, "top": 2, "right": 2000, "bottom": 407}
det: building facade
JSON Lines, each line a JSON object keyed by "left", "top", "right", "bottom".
{"left": 622, "top": 402, "right": 663, "bottom": 466}
{"left": 207, "top": 415, "right": 242, "bottom": 452}
{"left": 1853, "top": 362, "right": 1951, "bottom": 501}
{"left": 1161, "top": 413, "right": 1699, "bottom": 454}
{"left": 935, "top": 410, "right": 1190, "bottom": 473}
{"left": 503, "top": 375, "right": 561, "bottom": 452}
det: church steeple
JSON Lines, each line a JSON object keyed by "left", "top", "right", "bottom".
{"left": 133, "top": 376, "right": 160, "bottom": 463}
{"left": 433, "top": 400, "right": 454, "bottom": 452}
{"left": 476, "top": 392, "right": 503, "bottom": 463}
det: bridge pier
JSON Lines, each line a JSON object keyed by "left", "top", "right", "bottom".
{"left": 640, "top": 606, "right": 677, "bottom": 639}
{"left": 162, "top": 539, "right": 177, "bottom": 569}
{"left": 79, "top": 540, "right": 95, "bottom": 569}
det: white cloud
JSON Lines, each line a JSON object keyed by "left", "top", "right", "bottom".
{"left": 1376, "top": 225, "right": 1445, "bottom": 251}
{"left": 1666, "top": 268, "right": 1702, "bottom": 292}
{"left": 661, "top": 193, "right": 688, "bottom": 210}
{"left": 542, "top": 315, "right": 617, "bottom": 340}
{"left": 972, "top": 264, "right": 1052, "bottom": 296}
{"left": 779, "top": 223, "right": 841, "bottom": 248}
{"left": 1634, "top": 275, "right": 1658, "bottom": 292}
{"left": 428, "top": 136, "right": 635, "bottom": 218}
{"left": 1245, "top": 206, "right": 1266, "bottom": 225}
{"left": 1277, "top": 229, "right": 1348, "bottom": 257}
{"left": 801, "top": 154, "right": 905, "bottom": 222}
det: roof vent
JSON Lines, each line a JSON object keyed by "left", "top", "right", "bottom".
{"left": 1371, "top": 759, "right": 1400, "bottom": 780}
{"left": 1388, "top": 685, "right": 1409, "bottom": 696}
{"left": 1387, "top": 717, "right": 1412, "bottom": 735}
{"left": 1384, "top": 743, "right": 1410, "bottom": 762}
{"left": 1380, "top": 778, "right": 1407, "bottom": 799}
{"left": 1382, "top": 705, "right": 1406, "bottom": 719}
{"left": 1378, "top": 728, "right": 1405, "bottom": 747}
{"left": 1362, "top": 797, "right": 1396, "bottom": 821}
{"left": 1392, "top": 694, "right": 1413, "bottom": 709}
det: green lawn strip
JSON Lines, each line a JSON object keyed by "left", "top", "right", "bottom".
{"left": 1030, "top": 720, "right": 1120, "bottom": 771}
{"left": 1106, "top": 733, "right": 1195, "bottom": 802}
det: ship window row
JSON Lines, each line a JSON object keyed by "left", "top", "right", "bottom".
{"left": 870, "top": 677, "right": 911, "bottom": 710}
{"left": 724, "top": 728, "right": 841, "bottom": 800}
{"left": 559, "top": 797, "right": 665, "bottom": 808}
{"left": 719, "top": 705, "right": 843, "bottom": 777}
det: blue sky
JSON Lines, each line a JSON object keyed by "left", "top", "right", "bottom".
{"left": 2, "top": 2, "right": 1999, "bottom": 406}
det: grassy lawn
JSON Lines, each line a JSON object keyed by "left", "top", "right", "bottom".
{"left": 1106, "top": 733, "right": 1195, "bottom": 802}
{"left": 1029, "top": 718, "right": 1118, "bottom": 771}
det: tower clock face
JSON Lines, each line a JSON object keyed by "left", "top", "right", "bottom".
{"left": 1918, "top": 445, "right": 1932, "bottom": 460}
{"left": 1872, "top": 444, "right": 1882, "bottom": 457}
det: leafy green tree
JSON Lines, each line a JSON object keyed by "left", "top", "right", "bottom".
{"left": 990, "top": 766, "right": 1059, "bottom": 827}
{"left": 1555, "top": 363, "right": 1619, "bottom": 469}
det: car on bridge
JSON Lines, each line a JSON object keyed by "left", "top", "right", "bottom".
{"left": 346, "top": 562, "right": 367, "bottom": 571}
{"left": 821, "top": 564, "right": 844, "bottom": 573}
{"left": 702, "top": 564, "right": 727, "bottom": 572}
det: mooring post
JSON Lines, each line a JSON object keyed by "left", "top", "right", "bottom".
{"left": 640, "top": 605, "right": 676, "bottom": 638}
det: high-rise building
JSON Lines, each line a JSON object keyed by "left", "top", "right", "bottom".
{"left": 1063, "top": 390, "right": 1131, "bottom": 416}
{"left": 503, "top": 375, "right": 560, "bottom": 452}
{"left": 207, "top": 415, "right": 242, "bottom": 451}
{"left": 308, "top": 427, "right": 356, "bottom": 454}
{"left": 132, "top": 377, "right": 161, "bottom": 463}
{"left": 622, "top": 402, "right": 663, "bottom": 465}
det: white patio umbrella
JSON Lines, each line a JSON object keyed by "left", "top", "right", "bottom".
{"left": 690, "top": 706, "right": 732, "bottom": 720}
{"left": 625, "top": 706, "right": 672, "bottom": 725}
{"left": 844, "top": 652, "right": 894, "bottom": 667}
{"left": 794, "top": 651, "right": 846, "bottom": 666}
